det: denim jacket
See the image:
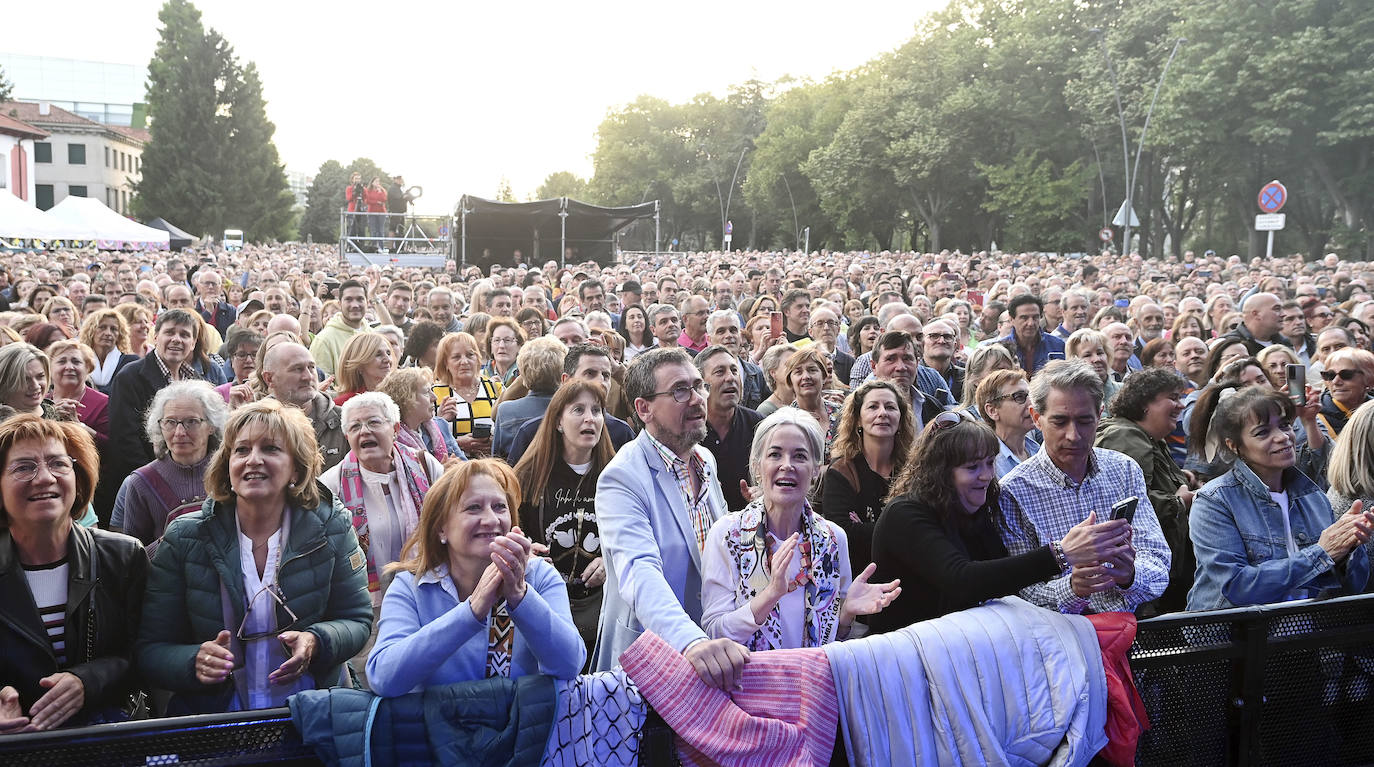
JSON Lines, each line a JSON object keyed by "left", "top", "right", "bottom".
{"left": 1187, "top": 460, "right": 1369, "bottom": 611}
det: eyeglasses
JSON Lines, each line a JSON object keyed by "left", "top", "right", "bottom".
{"left": 7, "top": 456, "right": 75, "bottom": 482}
{"left": 991, "top": 390, "right": 1030, "bottom": 405}
{"left": 925, "top": 332, "right": 956, "bottom": 342}
{"left": 645, "top": 380, "right": 708, "bottom": 403}
{"left": 160, "top": 417, "right": 206, "bottom": 432}
{"left": 1321, "top": 369, "right": 1363, "bottom": 381}
{"left": 238, "top": 583, "right": 299, "bottom": 642}
{"left": 931, "top": 410, "right": 975, "bottom": 430}
{"left": 810, "top": 319, "right": 840, "bottom": 329}
{"left": 491, "top": 336, "right": 519, "bottom": 346}
{"left": 233, "top": 351, "right": 257, "bottom": 361}
{"left": 345, "top": 417, "right": 390, "bottom": 434}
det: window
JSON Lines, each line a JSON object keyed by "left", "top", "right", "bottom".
{"left": 69, "top": 185, "right": 87, "bottom": 198}
{"left": 34, "top": 142, "right": 52, "bottom": 163}
{"left": 36, "top": 185, "right": 54, "bottom": 210}
{"left": 122, "top": 153, "right": 128, "bottom": 172}
{"left": 105, "top": 147, "right": 110, "bottom": 167}
{"left": 68, "top": 144, "right": 86, "bottom": 165}
{"left": 107, "top": 189, "right": 115, "bottom": 208}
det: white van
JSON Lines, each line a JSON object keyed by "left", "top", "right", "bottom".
{"left": 223, "top": 229, "right": 244, "bottom": 251}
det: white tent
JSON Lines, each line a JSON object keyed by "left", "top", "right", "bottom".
{"left": 43, "top": 196, "right": 170, "bottom": 249}
{"left": 0, "top": 192, "right": 67, "bottom": 240}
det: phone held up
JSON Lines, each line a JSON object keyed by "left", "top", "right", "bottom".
{"left": 1110, "top": 496, "right": 1139, "bottom": 525}
{"left": 770, "top": 311, "right": 784, "bottom": 340}
{"left": 1286, "top": 364, "right": 1306, "bottom": 406}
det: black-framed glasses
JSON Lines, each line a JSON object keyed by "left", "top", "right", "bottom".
{"left": 1321, "top": 369, "right": 1362, "bottom": 381}
{"left": 238, "top": 583, "right": 299, "bottom": 642}
{"left": 645, "top": 381, "right": 707, "bottom": 403}
{"left": 7, "top": 456, "right": 75, "bottom": 482}
{"left": 991, "top": 390, "right": 1030, "bottom": 405}
{"left": 159, "top": 417, "right": 206, "bottom": 433}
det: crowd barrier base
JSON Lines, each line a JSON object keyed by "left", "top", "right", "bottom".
{"left": 5, "top": 592, "right": 1374, "bottom": 766}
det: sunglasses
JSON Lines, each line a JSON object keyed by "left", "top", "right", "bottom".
{"left": 991, "top": 390, "right": 1030, "bottom": 405}
{"left": 1320, "top": 369, "right": 1363, "bottom": 381}
{"left": 931, "top": 409, "right": 976, "bottom": 430}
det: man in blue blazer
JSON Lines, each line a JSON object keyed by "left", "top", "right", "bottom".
{"left": 592, "top": 348, "right": 751, "bottom": 689}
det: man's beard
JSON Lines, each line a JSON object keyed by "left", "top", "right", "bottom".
{"left": 658, "top": 421, "right": 708, "bottom": 455}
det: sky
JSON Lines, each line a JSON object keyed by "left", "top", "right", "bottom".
{"left": 5, "top": 0, "right": 945, "bottom": 211}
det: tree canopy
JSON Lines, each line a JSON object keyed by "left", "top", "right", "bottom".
{"left": 584, "top": 0, "right": 1374, "bottom": 258}
{"left": 134, "top": 0, "right": 294, "bottom": 242}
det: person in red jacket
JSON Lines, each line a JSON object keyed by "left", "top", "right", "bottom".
{"left": 364, "top": 177, "right": 389, "bottom": 249}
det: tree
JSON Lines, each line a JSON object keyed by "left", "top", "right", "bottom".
{"left": 495, "top": 177, "right": 516, "bottom": 202}
{"left": 299, "top": 159, "right": 347, "bottom": 242}
{"left": 979, "top": 151, "right": 1090, "bottom": 252}
{"left": 223, "top": 63, "right": 294, "bottom": 241}
{"left": 535, "top": 171, "right": 588, "bottom": 200}
{"left": 135, "top": 0, "right": 295, "bottom": 242}
{"left": 0, "top": 66, "right": 13, "bottom": 103}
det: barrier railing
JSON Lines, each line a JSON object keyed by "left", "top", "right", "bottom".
{"left": 4, "top": 593, "right": 1374, "bottom": 766}
{"left": 337, "top": 209, "right": 452, "bottom": 268}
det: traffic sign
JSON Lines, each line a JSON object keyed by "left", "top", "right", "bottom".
{"left": 1255, "top": 214, "right": 1286, "bottom": 231}
{"left": 1112, "top": 200, "right": 1140, "bottom": 227}
{"left": 1258, "top": 180, "right": 1287, "bottom": 213}
{"left": 1098, "top": 228, "right": 1113, "bottom": 243}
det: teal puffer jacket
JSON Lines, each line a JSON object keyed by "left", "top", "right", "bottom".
{"left": 135, "top": 490, "right": 371, "bottom": 714}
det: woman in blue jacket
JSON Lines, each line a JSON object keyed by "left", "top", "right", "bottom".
{"left": 366, "top": 459, "right": 583, "bottom": 697}
{"left": 1187, "top": 387, "right": 1373, "bottom": 611}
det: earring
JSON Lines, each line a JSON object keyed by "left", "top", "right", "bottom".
{"left": 439, "top": 536, "right": 448, "bottom": 545}
{"left": 856, "top": 427, "right": 863, "bottom": 434}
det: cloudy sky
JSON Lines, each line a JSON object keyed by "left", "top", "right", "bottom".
{"left": 6, "top": 0, "right": 942, "bottom": 210}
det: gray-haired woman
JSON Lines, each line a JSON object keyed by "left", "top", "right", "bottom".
{"left": 112, "top": 380, "right": 228, "bottom": 550}
{"left": 700, "top": 407, "right": 900, "bottom": 651}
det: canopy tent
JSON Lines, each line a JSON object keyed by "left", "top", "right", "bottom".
{"left": 143, "top": 217, "right": 196, "bottom": 250}
{"left": 0, "top": 192, "right": 68, "bottom": 242}
{"left": 455, "top": 196, "right": 658, "bottom": 269}
{"left": 43, "top": 196, "right": 169, "bottom": 249}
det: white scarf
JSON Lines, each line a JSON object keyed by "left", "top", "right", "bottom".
{"left": 91, "top": 347, "right": 123, "bottom": 388}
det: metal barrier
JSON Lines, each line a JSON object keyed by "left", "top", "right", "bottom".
{"left": 337, "top": 209, "right": 452, "bottom": 268}
{"left": 4, "top": 593, "right": 1374, "bottom": 766}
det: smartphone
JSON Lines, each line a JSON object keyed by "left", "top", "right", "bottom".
{"left": 967, "top": 290, "right": 984, "bottom": 307}
{"left": 1110, "top": 496, "right": 1139, "bottom": 525}
{"left": 471, "top": 422, "right": 492, "bottom": 439}
{"left": 770, "top": 311, "right": 783, "bottom": 339}
{"left": 1286, "top": 364, "right": 1306, "bottom": 405}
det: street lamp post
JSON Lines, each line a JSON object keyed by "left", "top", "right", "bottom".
{"left": 1090, "top": 30, "right": 1186, "bottom": 257}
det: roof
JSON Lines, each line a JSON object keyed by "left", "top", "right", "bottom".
{"left": 0, "top": 113, "right": 48, "bottom": 140}
{"left": 0, "top": 101, "right": 100, "bottom": 128}
{"left": 107, "top": 125, "right": 151, "bottom": 144}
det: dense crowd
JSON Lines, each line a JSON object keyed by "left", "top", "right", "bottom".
{"left": 1, "top": 241, "right": 1373, "bottom": 735}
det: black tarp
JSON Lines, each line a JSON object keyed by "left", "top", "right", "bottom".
{"left": 144, "top": 217, "right": 195, "bottom": 250}
{"left": 455, "top": 196, "right": 655, "bottom": 269}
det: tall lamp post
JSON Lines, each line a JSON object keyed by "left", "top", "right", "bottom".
{"left": 1090, "top": 30, "right": 1186, "bottom": 257}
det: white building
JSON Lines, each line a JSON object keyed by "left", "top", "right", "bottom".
{"left": 0, "top": 102, "right": 148, "bottom": 214}
{"left": 0, "top": 111, "right": 48, "bottom": 203}
{"left": 286, "top": 168, "right": 314, "bottom": 209}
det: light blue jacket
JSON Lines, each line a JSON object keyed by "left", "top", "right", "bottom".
{"left": 592, "top": 432, "right": 728, "bottom": 670}
{"left": 1187, "top": 460, "right": 1369, "bottom": 612}
{"left": 365, "top": 558, "right": 583, "bottom": 697}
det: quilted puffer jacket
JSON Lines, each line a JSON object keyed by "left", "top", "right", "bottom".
{"left": 290, "top": 674, "right": 557, "bottom": 767}
{"left": 135, "top": 490, "right": 371, "bottom": 714}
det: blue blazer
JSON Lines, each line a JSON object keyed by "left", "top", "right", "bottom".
{"left": 592, "top": 432, "right": 727, "bottom": 671}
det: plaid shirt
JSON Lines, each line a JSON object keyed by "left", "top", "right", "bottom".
{"left": 644, "top": 429, "right": 715, "bottom": 553}
{"left": 151, "top": 350, "right": 200, "bottom": 383}
{"left": 998, "top": 446, "right": 1172, "bottom": 614}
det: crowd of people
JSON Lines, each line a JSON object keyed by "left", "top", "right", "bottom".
{"left": 0, "top": 241, "right": 1372, "bottom": 736}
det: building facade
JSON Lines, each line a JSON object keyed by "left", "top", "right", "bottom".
{"left": 0, "top": 102, "right": 147, "bottom": 214}
{"left": 0, "top": 112, "right": 48, "bottom": 202}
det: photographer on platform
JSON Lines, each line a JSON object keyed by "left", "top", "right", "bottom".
{"left": 345, "top": 172, "right": 366, "bottom": 240}
{"left": 387, "top": 175, "right": 407, "bottom": 248}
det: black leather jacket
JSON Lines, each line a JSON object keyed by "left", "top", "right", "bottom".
{"left": 0, "top": 524, "right": 147, "bottom": 725}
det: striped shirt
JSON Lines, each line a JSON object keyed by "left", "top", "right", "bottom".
{"left": 644, "top": 429, "right": 715, "bottom": 553}
{"left": 998, "top": 447, "right": 1172, "bottom": 614}
{"left": 23, "top": 559, "right": 69, "bottom": 665}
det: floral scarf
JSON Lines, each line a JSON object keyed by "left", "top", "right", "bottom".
{"left": 338, "top": 442, "right": 430, "bottom": 595}
{"left": 397, "top": 418, "right": 450, "bottom": 463}
{"left": 723, "top": 498, "right": 843, "bottom": 651}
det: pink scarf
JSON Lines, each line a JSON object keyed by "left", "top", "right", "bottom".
{"left": 338, "top": 442, "right": 430, "bottom": 595}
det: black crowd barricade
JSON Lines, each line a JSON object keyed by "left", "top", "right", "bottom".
{"left": 4, "top": 593, "right": 1374, "bottom": 766}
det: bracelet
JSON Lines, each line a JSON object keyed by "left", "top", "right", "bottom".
{"left": 1051, "top": 540, "right": 1069, "bottom": 572}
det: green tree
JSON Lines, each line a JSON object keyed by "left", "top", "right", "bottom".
{"left": 535, "top": 171, "right": 588, "bottom": 200}
{"left": 135, "top": 0, "right": 295, "bottom": 242}
{"left": 223, "top": 63, "right": 294, "bottom": 241}
{"left": 0, "top": 66, "right": 14, "bottom": 103}
{"left": 299, "top": 159, "right": 347, "bottom": 241}
{"left": 979, "top": 151, "right": 1090, "bottom": 252}
{"left": 495, "top": 177, "right": 516, "bottom": 202}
